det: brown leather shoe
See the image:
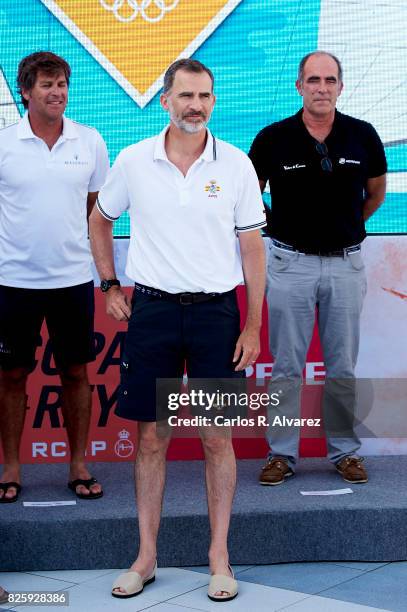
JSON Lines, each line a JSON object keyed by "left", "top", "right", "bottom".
{"left": 259, "top": 457, "right": 294, "bottom": 486}
{"left": 336, "top": 456, "right": 368, "bottom": 483}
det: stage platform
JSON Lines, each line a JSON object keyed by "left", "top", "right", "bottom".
{"left": 1, "top": 457, "right": 406, "bottom": 572}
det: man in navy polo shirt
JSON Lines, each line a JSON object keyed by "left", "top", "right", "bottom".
{"left": 249, "top": 51, "right": 387, "bottom": 486}
{"left": 90, "top": 59, "right": 266, "bottom": 601}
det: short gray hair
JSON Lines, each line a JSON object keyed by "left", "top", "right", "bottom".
{"left": 298, "top": 51, "right": 343, "bottom": 84}
{"left": 163, "top": 59, "right": 214, "bottom": 94}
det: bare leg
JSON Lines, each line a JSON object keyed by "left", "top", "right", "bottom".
{"left": 0, "top": 368, "right": 28, "bottom": 499}
{"left": 59, "top": 363, "right": 102, "bottom": 497}
{"left": 113, "top": 421, "right": 171, "bottom": 595}
{"left": 201, "top": 426, "right": 236, "bottom": 596}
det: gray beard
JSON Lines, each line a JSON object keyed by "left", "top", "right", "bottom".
{"left": 171, "top": 115, "right": 207, "bottom": 134}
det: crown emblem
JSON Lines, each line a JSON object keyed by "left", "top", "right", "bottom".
{"left": 118, "top": 429, "right": 130, "bottom": 439}
{"left": 205, "top": 179, "right": 220, "bottom": 196}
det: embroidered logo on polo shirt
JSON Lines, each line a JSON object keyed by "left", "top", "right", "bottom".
{"left": 205, "top": 179, "right": 221, "bottom": 198}
{"left": 283, "top": 163, "right": 306, "bottom": 171}
{"left": 339, "top": 158, "right": 361, "bottom": 165}
{"left": 64, "top": 155, "right": 89, "bottom": 166}
{"left": 0, "top": 341, "right": 11, "bottom": 354}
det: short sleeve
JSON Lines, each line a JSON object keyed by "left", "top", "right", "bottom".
{"left": 365, "top": 124, "right": 387, "bottom": 179}
{"left": 248, "top": 127, "right": 271, "bottom": 181}
{"left": 235, "top": 157, "right": 267, "bottom": 233}
{"left": 88, "top": 131, "right": 110, "bottom": 192}
{"left": 97, "top": 154, "right": 129, "bottom": 221}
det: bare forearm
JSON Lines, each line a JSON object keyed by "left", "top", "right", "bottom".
{"left": 232, "top": 231, "right": 265, "bottom": 370}
{"left": 86, "top": 192, "right": 98, "bottom": 221}
{"left": 240, "top": 234, "right": 266, "bottom": 330}
{"left": 89, "top": 209, "right": 117, "bottom": 280}
{"left": 89, "top": 209, "right": 131, "bottom": 320}
{"left": 363, "top": 195, "right": 384, "bottom": 221}
{"left": 363, "top": 175, "right": 386, "bottom": 221}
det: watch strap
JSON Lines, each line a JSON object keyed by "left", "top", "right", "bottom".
{"left": 101, "top": 279, "right": 121, "bottom": 292}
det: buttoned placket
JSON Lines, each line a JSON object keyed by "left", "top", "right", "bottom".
{"left": 166, "top": 156, "right": 206, "bottom": 208}
{"left": 34, "top": 133, "right": 66, "bottom": 169}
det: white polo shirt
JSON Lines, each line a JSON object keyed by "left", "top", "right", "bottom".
{"left": 97, "top": 127, "right": 266, "bottom": 293}
{"left": 0, "top": 113, "right": 109, "bottom": 289}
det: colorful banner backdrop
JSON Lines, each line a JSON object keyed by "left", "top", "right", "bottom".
{"left": 40, "top": 1, "right": 243, "bottom": 107}
{"left": 0, "top": 0, "right": 406, "bottom": 235}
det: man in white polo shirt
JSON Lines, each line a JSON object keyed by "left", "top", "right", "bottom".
{"left": 90, "top": 59, "right": 266, "bottom": 601}
{"left": 0, "top": 52, "right": 109, "bottom": 502}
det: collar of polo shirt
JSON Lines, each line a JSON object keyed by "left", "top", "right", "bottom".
{"left": 153, "top": 125, "right": 216, "bottom": 164}
{"left": 17, "top": 112, "right": 79, "bottom": 141}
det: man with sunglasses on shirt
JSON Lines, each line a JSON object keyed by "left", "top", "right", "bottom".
{"left": 249, "top": 51, "right": 387, "bottom": 486}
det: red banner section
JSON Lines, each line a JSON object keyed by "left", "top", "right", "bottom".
{"left": 2, "top": 235, "right": 405, "bottom": 463}
{"left": 0, "top": 287, "right": 327, "bottom": 464}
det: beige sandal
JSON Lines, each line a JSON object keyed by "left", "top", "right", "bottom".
{"left": 111, "top": 561, "right": 157, "bottom": 598}
{"left": 208, "top": 564, "right": 238, "bottom": 602}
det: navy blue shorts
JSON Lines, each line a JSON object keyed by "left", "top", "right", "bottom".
{"left": 116, "top": 288, "right": 245, "bottom": 422}
{"left": 0, "top": 282, "right": 95, "bottom": 372}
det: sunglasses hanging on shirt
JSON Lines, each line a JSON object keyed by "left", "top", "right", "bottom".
{"left": 315, "top": 141, "right": 333, "bottom": 173}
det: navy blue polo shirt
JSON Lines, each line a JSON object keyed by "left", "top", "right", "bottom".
{"left": 249, "top": 110, "right": 387, "bottom": 251}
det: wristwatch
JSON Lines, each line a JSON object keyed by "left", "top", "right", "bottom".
{"left": 100, "top": 279, "right": 121, "bottom": 292}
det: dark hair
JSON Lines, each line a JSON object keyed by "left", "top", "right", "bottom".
{"left": 163, "top": 58, "right": 214, "bottom": 94}
{"left": 298, "top": 51, "right": 343, "bottom": 84}
{"left": 17, "top": 51, "right": 71, "bottom": 108}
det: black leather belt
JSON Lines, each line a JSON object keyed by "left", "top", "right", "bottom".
{"left": 134, "top": 283, "right": 228, "bottom": 305}
{"left": 271, "top": 239, "right": 361, "bottom": 257}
